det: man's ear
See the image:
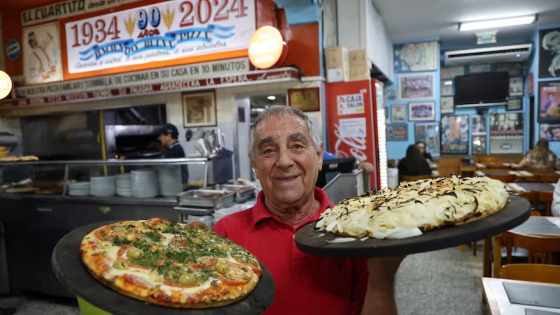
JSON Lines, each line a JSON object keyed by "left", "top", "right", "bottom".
{"left": 249, "top": 155, "right": 258, "bottom": 178}
{"left": 317, "top": 144, "right": 324, "bottom": 170}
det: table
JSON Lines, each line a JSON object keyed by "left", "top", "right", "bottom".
{"left": 486, "top": 217, "right": 560, "bottom": 278}
{"left": 477, "top": 170, "right": 516, "bottom": 176}
{"left": 506, "top": 182, "right": 557, "bottom": 193}
{"left": 482, "top": 278, "right": 560, "bottom": 315}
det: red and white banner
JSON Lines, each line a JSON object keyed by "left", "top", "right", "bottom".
{"left": 64, "top": 0, "right": 256, "bottom": 74}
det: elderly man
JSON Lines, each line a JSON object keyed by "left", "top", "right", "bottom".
{"left": 213, "top": 106, "right": 402, "bottom": 315}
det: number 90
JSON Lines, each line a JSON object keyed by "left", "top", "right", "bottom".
{"left": 137, "top": 7, "right": 161, "bottom": 30}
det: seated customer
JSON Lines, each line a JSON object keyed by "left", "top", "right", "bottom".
{"left": 398, "top": 145, "right": 432, "bottom": 177}
{"left": 416, "top": 141, "right": 433, "bottom": 163}
{"left": 519, "top": 138, "right": 558, "bottom": 169}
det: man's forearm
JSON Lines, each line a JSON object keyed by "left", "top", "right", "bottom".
{"left": 360, "top": 281, "right": 398, "bottom": 315}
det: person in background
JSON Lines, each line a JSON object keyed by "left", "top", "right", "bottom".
{"left": 398, "top": 144, "right": 432, "bottom": 177}
{"left": 213, "top": 106, "right": 403, "bottom": 315}
{"left": 158, "top": 124, "right": 189, "bottom": 184}
{"left": 416, "top": 141, "right": 433, "bottom": 163}
{"left": 519, "top": 138, "right": 558, "bottom": 169}
{"left": 323, "top": 151, "right": 375, "bottom": 175}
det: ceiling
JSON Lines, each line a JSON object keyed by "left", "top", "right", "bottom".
{"left": 371, "top": 0, "right": 560, "bottom": 51}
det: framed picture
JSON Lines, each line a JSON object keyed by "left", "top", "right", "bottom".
{"left": 538, "top": 81, "right": 560, "bottom": 123}
{"left": 440, "top": 79, "right": 453, "bottom": 96}
{"left": 182, "top": 91, "right": 217, "bottom": 128}
{"left": 399, "top": 74, "right": 435, "bottom": 100}
{"left": 472, "top": 114, "right": 487, "bottom": 136}
{"left": 408, "top": 101, "right": 435, "bottom": 121}
{"left": 391, "top": 104, "right": 406, "bottom": 123}
{"left": 441, "top": 96, "right": 454, "bottom": 114}
{"left": 288, "top": 88, "right": 320, "bottom": 112}
{"left": 387, "top": 124, "right": 408, "bottom": 141}
{"left": 489, "top": 113, "right": 524, "bottom": 154}
{"left": 507, "top": 98, "right": 523, "bottom": 111}
{"left": 509, "top": 77, "right": 524, "bottom": 96}
{"left": 394, "top": 41, "right": 438, "bottom": 72}
{"left": 539, "top": 28, "right": 560, "bottom": 79}
{"left": 540, "top": 124, "right": 560, "bottom": 141}
{"left": 385, "top": 87, "right": 397, "bottom": 102}
{"left": 415, "top": 123, "right": 440, "bottom": 158}
{"left": 496, "top": 63, "right": 523, "bottom": 76}
{"left": 22, "top": 22, "right": 63, "bottom": 84}
{"left": 468, "top": 64, "right": 491, "bottom": 73}
{"left": 472, "top": 136, "right": 487, "bottom": 155}
{"left": 441, "top": 66, "right": 464, "bottom": 79}
{"left": 440, "top": 115, "right": 469, "bottom": 155}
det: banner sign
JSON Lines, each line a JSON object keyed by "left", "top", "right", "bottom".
{"left": 2, "top": 68, "right": 299, "bottom": 107}
{"left": 22, "top": 0, "right": 142, "bottom": 27}
{"left": 65, "top": 0, "right": 256, "bottom": 74}
{"left": 16, "top": 58, "right": 249, "bottom": 97}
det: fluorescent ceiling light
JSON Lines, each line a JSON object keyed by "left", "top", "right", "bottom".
{"left": 459, "top": 15, "right": 536, "bottom": 31}
{"left": 267, "top": 95, "right": 276, "bottom": 100}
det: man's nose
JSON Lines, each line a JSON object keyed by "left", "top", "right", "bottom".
{"left": 276, "top": 147, "right": 294, "bottom": 168}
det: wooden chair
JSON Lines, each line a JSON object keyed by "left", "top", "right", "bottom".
{"left": 535, "top": 173, "right": 560, "bottom": 183}
{"left": 399, "top": 175, "right": 431, "bottom": 183}
{"left": 525, "top": 167, "right": 555, "bottom": 172}
{"left": 478, "top": 156, "right": 501, "bottom": 164}
{"left": 487, "top": 174, "right": 516, "bottom": 183}
{"left": 500, "top": 264, "right": 560, "bottom": 284}
{"left": 534, "top": 191, "right": 554, "bottom": 216}
{"left": 503, "top": 231, "right": 560, "bottom": 265}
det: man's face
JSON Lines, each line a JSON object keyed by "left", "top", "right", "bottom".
{"left": 251, "top": 115, "right": 323, "bottom": 207}
{"left": 417, "top": 143, "right": 425, "bottom": 154}
{"left": 158, "top": 134, "right": 172, "bottom": 147}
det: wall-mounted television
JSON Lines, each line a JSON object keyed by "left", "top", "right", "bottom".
{"left": 454, "top": 72, "right": 510, "bottom": 108}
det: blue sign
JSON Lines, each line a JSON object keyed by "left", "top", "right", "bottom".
{"left": 6, "top": 39, "right": 21, "bottom": 61}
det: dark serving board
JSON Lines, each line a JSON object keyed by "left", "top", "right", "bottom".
{"left": 51, "top": 221, "right": 275, "bottom": 315}
{"left": 295, "top": 196, "right": 530, "bottom": 258}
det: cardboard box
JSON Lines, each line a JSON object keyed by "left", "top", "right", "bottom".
{"left": 349, "top": 64, "right": 370, "bottom": 81}
{"left": 324, "top": 46, "right": 349, "bottom": 70}
{"left": 349, "top": 49, "right": 370, "bottom": 68}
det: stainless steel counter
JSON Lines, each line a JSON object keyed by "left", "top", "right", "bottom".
{"left": 0, "top": 193, "right": 178, "bottom": 206}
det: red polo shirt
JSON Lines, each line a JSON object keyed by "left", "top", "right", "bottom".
{"left": 213, "top": 187, "right": 368, "bottom": 315}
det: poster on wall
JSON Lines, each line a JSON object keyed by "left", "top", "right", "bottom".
{"left": 539, "top": 28, "right": 560, "bottom": 79}
{"left": 440, "top": 80, "right": 453, "bottom": 96}
{"left": 399, "top": 74, "right": 434, "bottom": 100}
{"left": 22, "top": 22, "right": 63, "bottom": 84}
{"left": 64, "top": 1, "right": 256, "bottom": 74}
{"left": 441, "top": 96, "right": 454, "bottom": 114}
{"left": 441, "top": 115, "right": 469, "bottom": 155}
{"left": 489, "top": 113, "right": 524, "bottom": 154}
{"left": 182, "top": 91, "right": 217, "bottom": 128}
{"left": 540, "top": 124, "right": 560, "bottom": 141}
{"left": 385, "top": 87, "right": 397, "bottom": 102}
{"left": 509, "top": 77, "right": 524, "bottom": 96}
{"left": 391, "top": 104, "right": 406, "bottom": 122}
{"left": 408, "top": 101, "right": 435, "bottom": 121}
{"left": 415, "top": 122, "right": 440, "bottom": 158}
{"left": 472, "top": 114, "right": 486, "bottom": 135}
{"left": 472, "top": 136, "right": 487, "bottom": 155}
{"left": 538, "top": 81, "right": 560, "bottom": 123}
{"left": 336, "top": 93, "right": 365, "bottom": 115}
{"left": 387, "top": 124, "right": 408, "bottom": 141}
{"left": 394, "top": 41, "right": 438, "bottom": 73}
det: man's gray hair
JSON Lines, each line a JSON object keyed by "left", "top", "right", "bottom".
{"left": 249, "top": 105, "right": 323, "bottom": 159}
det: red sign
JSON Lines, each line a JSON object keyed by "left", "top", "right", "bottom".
{"left": 248, "top": 26, "right": 287, "bottom": 70}
{"left": 0, "top": 69, "right": 300, "bottom": 108}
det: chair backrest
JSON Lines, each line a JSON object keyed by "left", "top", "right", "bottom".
{"left": 500, "top": 264, "right": 560, "bottom": 284}
{"left": 503, "top": 231, "right": 560, "bottom": 264}
{"left": 478, "top": 156, "right": 501, "bottom": 164}
{"left": 399, "top": 175, "right": 431, "bottom": 183}
{"left": 525, "top": 167, "right": 555, "bottom": 172}
{"left": 487, "top": 174, "right": 516, "bottom": 183}
{"left": 536, "top": 191, "right": 554, "bottom": 216}
{"left": 535, "top": 173, "right": 560, "bottom": 183}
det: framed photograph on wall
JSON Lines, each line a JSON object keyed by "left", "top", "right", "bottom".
{"left": 385, "top": 87, "right": 397, "bottom": 102}
{"left": 391, "top": 104, "right": 406, "bottom": 122}
{"left": 387, "top": 124, "right": 408, "bottom": 141}
{"left": 490, "top": 113, "right": 524, "bottom": 154}
{"left": 440, "top": 115, "right": 469, "bottom": 154}
{"left": 441, "top": 96, "right": 454, "bottom": 114}
{"left": 472, "top": 136, "right": 487, "bottom": 155}
{"left": 182, "top": 91, "right": 217, "bottom": 128}
{"left": 440, "top": 79, "right": 453, "bottom": 96}
{"left": 539, "top": 124, "right": 560, "bottom": 141}
{"left": 22, "top": 22, "right": 63, "bottom": 84}
{"left": 507, "top": 98, "right": 523, "bottom": 111}
{"left": 509, "top": 77, "right": 524, "bottom": 96}
{"left": 415, "top": 123, "right": 440, "bottom": 158}
{"left": 472, "top": 114, "right": 487, "bottom": 136}
{"left": 539, "top": 28, "right": 560, "bottom": 79}
{"left": 538, "top": 81, "right": 560, "bottom": 123}
{"left": 408, "top": 101, "right": 435, "bottom": 121}
{"left": 394, "top": 41, "right": 438, "bottom": 72}
{"left": 399, "top": 74, "right": 435, "bottom": 100}
{"left": 288, "top": 88, "right": 320, "bottom": 112}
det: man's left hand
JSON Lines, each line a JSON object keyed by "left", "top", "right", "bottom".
{"left": 358, "top": 162, "right": 375, "bottom": 175}
{"left": 360, "top": 256, "right": 406, "bottom": 315}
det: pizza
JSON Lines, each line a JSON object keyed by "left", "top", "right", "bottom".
{"left": 315, "top": 176, "right": 509, "bottom": 239}
{"left": 80, "top": 218, "right": 262, "bottom": 308}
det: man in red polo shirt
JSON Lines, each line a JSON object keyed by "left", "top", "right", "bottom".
{"left": 213, "top": 106, "right": 403, "bottom": 315}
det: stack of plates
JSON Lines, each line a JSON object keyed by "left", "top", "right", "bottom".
{"left": 158, "top": 166, "right": 182, "bottom": 197}
{"left": 131, "top": 170, "right": 159, "bottom": 198}
{"left": 186, "top": 215, "right": 214, "bottom": 228}
{"left": 68, "top": 182, "right": 90, "bottom": 196}
{"left": 90, "top": 176, "right": 116, "bottom": 197}
{"left": 117, "top": 173, "right": 132, "bottom": 197}
{"left": 213, "top": 204, "right": 252, "bottom": 225}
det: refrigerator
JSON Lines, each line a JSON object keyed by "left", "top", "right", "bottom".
{"left": 324, "top": 79, "right": 388, "bottom": 190}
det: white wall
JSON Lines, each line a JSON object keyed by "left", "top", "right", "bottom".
{"left": 337, "top": 0, "right": 394, "bottom": 79}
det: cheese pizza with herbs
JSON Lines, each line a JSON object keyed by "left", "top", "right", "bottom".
{"left": 315, "top": 176, "right": 509, "bottom": 240}
{"left": 80, "top": 218, "right": 262, "bottom": 308}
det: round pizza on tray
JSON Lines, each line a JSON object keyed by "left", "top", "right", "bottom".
{"left": 315, "top": 176, "right": 510, "bottom": 239}
{"left": 80, "top": 218, "right": 262, "bottom": 308}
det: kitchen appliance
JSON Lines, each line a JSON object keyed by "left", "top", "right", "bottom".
{"left": 325, "top": 79, "right": 388, "bottom": 190}
{"left": 105, "top": 125, "right": 163, "bottom": 159}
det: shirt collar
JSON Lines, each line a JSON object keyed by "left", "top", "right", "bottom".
{"left": 168, "top": 141, "right": 180, "bottom": 149}
{"left": 251, "top": 187, "right": 333, "bottom": 227}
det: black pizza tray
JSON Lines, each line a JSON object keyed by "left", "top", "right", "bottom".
{"left": 51, "top": 221, "right": 275, "bottom": 315}
{"left": 295, "top": 195, "right": 530, "bottom": 258}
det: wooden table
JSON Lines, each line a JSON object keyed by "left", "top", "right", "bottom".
{"left": 483, "top": 278, "right": 560, "bottom": 315}
{"left": 484, "top": 217, "right": 560, "bottom": 278}
{"left": 506, "top": 182, "right": 557, "bottom": 193}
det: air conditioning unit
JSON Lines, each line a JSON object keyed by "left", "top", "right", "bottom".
{"left": 444, "top": 44, "right": 532, "bottom": 66}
